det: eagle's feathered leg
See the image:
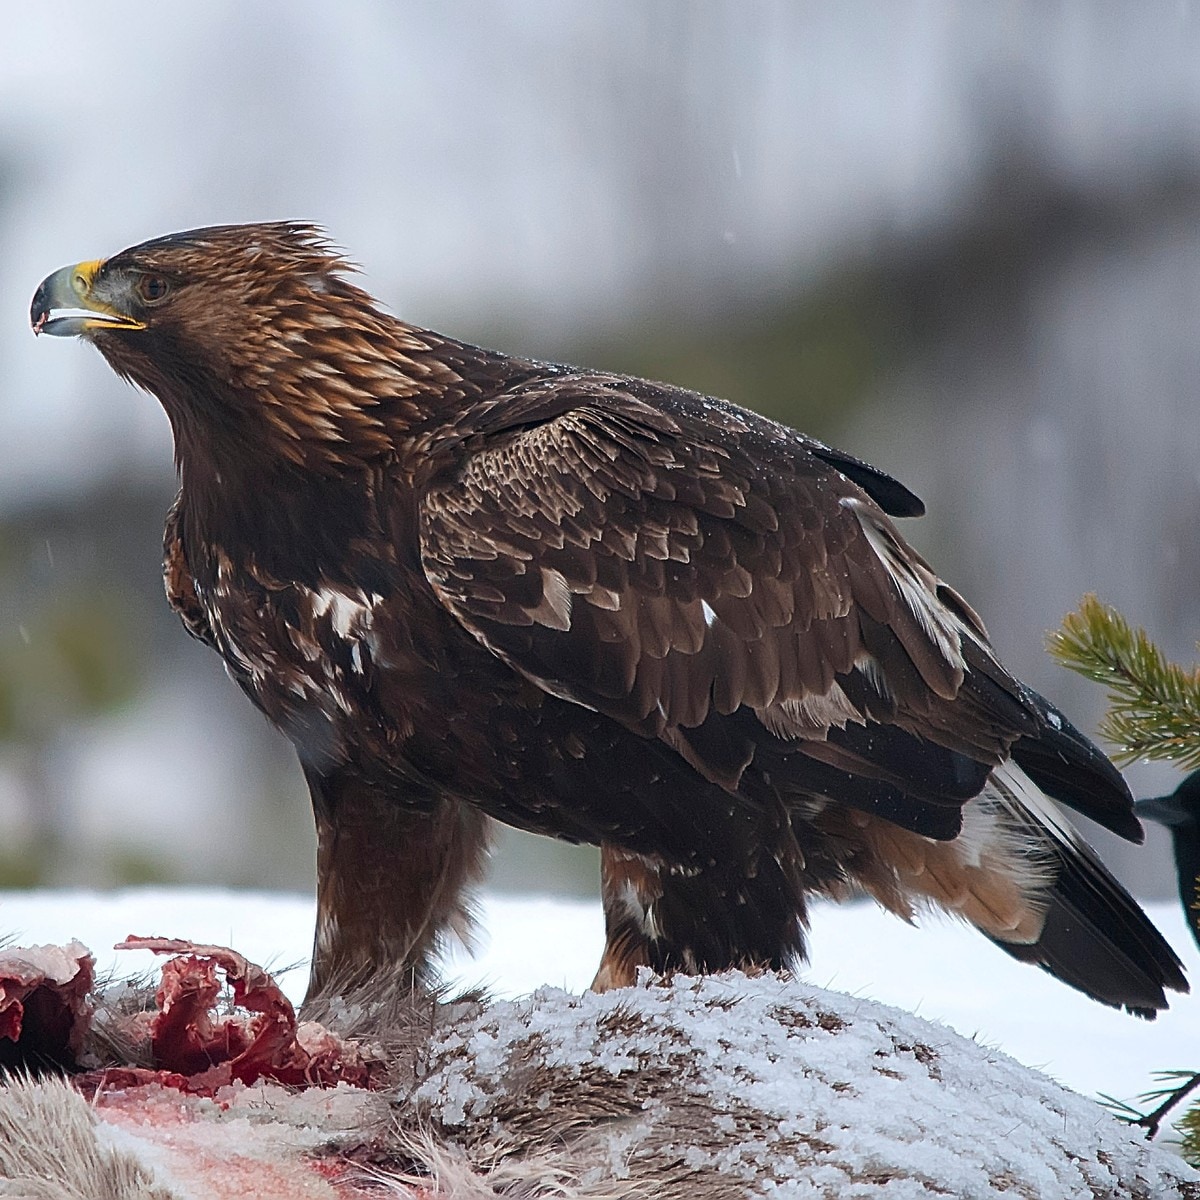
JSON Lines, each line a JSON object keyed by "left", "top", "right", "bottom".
{"left": 301, "top": 764, "right": 491, "bottom": 1004}
{"left": 593, "top": 815, "right": 809, "bottom": 991}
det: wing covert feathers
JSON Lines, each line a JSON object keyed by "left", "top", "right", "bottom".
{"left": 421, "top": 380, "right": 991, "bottom": 770}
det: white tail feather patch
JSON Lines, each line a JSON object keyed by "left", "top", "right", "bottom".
{"left": 989, "top": 759, "right": 1084, "bottom": 854}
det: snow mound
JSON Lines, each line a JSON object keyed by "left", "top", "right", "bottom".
{"left": 415, "top": 970, "right": 1199, "bottom": 1199}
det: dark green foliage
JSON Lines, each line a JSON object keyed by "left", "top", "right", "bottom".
{"left": 1048, "top": 594, "right": 1200, "bottom": 771}
{"left": 0, "top": 587, "right": 141, "bottom": 735}
{"left": 1184, "top": 1099, "right": 1200, "bottom": 1166}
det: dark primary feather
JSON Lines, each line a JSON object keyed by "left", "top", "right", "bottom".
{"left": 31, "top": 222, "right": 1186, "bottom": 1015}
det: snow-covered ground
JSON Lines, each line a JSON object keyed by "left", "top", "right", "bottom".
{"left": 1, "top": 886, "right": 1196, "bottom": 1114}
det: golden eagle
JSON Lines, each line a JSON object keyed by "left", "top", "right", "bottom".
{"left": 31, "top": 223, "right": 1186, "bottom": 1015}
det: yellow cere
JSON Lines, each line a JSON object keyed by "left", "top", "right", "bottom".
{"left": 71, "top": 259, "right": 105, "bottom": 293}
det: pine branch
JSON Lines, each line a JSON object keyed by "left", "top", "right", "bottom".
{"left": 1099, "top": 1071, "right": 1200, "bottom": 1149}
{"left": 1047, "top": 594, "right": 1200, "bottom": 769}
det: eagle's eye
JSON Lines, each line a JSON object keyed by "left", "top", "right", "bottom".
{"left": 138, "top": 274, "right": 171, "bottom": 305}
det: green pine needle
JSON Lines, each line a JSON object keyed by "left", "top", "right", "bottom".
{"left": 1184, "top": 1100, "right": 1200, "bottom": 1168}
{"left": 1047, "top": 594, "right": 1200, "bottom": 770}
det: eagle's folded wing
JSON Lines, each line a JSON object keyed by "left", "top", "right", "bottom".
{"left": 418, "top": 378, "right": 1040, "bottom": 826}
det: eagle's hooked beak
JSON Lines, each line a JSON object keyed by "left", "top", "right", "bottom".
{"left": 31, "top": 260, "right": 145, "bottom": 337}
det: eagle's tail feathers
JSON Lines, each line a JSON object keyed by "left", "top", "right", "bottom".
{"left": 983, "top": 761, "right": 1187, "bottom": 1018}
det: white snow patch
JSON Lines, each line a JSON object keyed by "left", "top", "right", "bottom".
{"left": 414, "top": 971, "right": 1199, "bottom": 1197}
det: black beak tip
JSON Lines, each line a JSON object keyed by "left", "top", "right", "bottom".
{"left": 30, "top": 282, "right": 48, "bottom": 335}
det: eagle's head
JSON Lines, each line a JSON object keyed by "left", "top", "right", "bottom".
{"left": 32, "top": 223, "right": 362, "bottom": 378}
{"left": 31, "top": 223, "right": 441, "bottom": 473}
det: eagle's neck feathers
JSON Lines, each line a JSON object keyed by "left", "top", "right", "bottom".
{"left": 95, "top": 300, "right": 534, "bottom": 585}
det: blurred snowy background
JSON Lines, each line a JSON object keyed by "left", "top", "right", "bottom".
{"left": 2, "top": 3, "right": 1200, "bottom": 916}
